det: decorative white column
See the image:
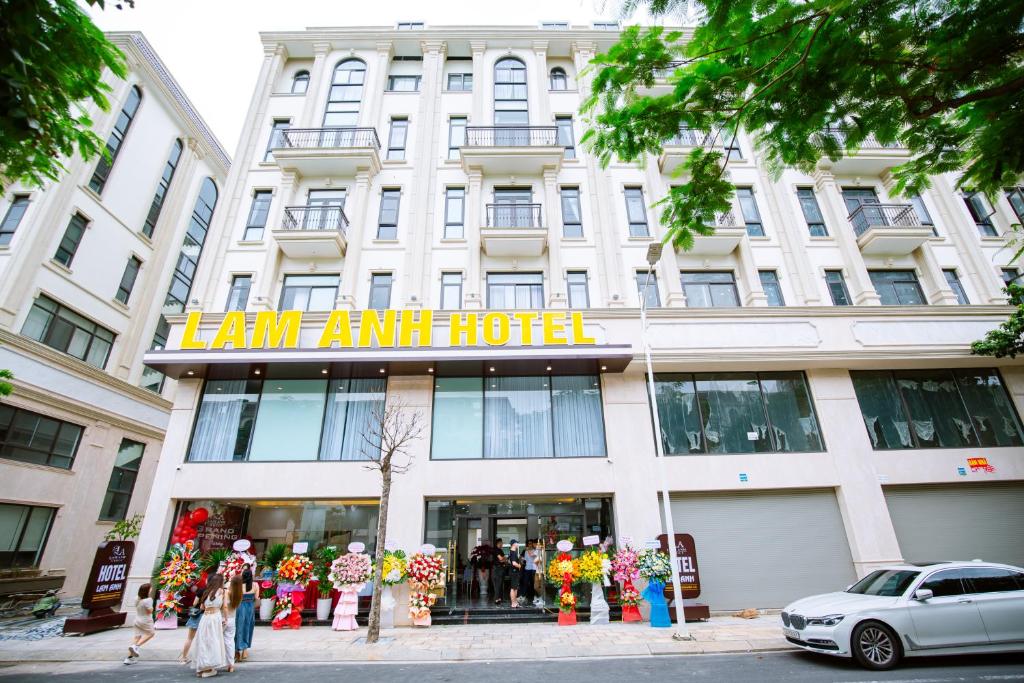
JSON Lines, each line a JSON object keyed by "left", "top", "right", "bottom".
{"left": 338, "top": 171, "right": 373, "bottom": 309}
{"left": 812, "top": 165, "right": 882, "bottom": 305}
{"left": 300, "top": 41, "right": 332, "bottom": 127}
{"left": 735, "top": 235, "right": 769, "bottom": 306}
{"left": 643, "top": 160, "right": 686, "bottom": 306}
{"left": 470, "top": 40, "right": 486, "bottom": 123}
{"left": 252, "top": 171, "right": 295, "bottom": 310}
{"left": 464, "top": 170, "right": 484, "bottom": 308}
{"left": 757, "top": 168, "right": 819, "bottom": 304}
{"left": 360, "top": 42, "right": 392, "bottom": 130}
{"left": 543, "top": 167, "right": 566, "bottom": 308}
{"left": 533, "top": 41, "right": 550, "bottom": 124}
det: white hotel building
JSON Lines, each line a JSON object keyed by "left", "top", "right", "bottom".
{"left": 133, "top": 22, "right": 1024, "bottom": 613}
{"left": 0, "top": 33, "right": 228, "bottom": 597}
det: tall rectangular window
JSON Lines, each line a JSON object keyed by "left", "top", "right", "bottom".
{"left": 681, "top": 271, "right": 739, "bottom": 307}
{"left": 487, "top": 273, "right": 544, "bottom": 309}
{"left": 736, "top": 187, "right": 764, "bottom": 236}
{"left": 279, "top": 274, "right": 339, "bottom": 311}
{"left": 444, "top": 188, "right": 465, "bottom": 239}
{"left": 825, "top": 270, "right": 852, "bottom": 306}
{"left": 448, "top": 117, "right": 466, "bottom": 160}
{"left": 636, "top": 271, "right": 661, "bottom": 308}
{"left": 243, "top": 191, "right": 272, "bottom": 241}
{"left": 560, "top": 187, "right": 582, "bottom": 238}
{"left": 263, "top": 119, "right": 290, "bottom": 162}
{"left": 53, "top": 212, "right": 88, "bottom": 267}
{"left": 430, "top": 375, "right": 606, "bottom": 459}
{"left": 624, "top": 187, "right": 649, "bottom": 237}
{"left": 89, "top": 86, "right": 141, "bottom": 194}
{"left": 566, "top": 271, "right": 590, "bottom": 308}
{"left": 369, "top": 273, "right": 393, "bottom": 310}
{"left": 1005, "top": 187, "right": 1024, "bottom": 223}
{"left": 655, "top": 372, "right": 823, "bottom": 454}
{"left": 98, "top": 439, "right": 144, "bottom": 521}
{"left": 0, "top": 195, "right": 30, "bottom": 246}
{"left": 1002, "top": 268, "right": 1022, "bottom": 286}
{"left": 225, "top": 275, "right": 252, "bottom": 312}
{"left": 386, "top": 118, "right": 408, "bottom": 160}
{"left": 796, "top": 188, "right": 827, "bottom": 237}
{"left": 555, "top": 116, "right": 576, "bottom": 159}
{"left": 0, "top": 404, "right": 83, "bottom": 470}
{"left": 377, "top": 189, "right": 400, "bottom": 239}
{"left": 446, "top": 73, "right": 472, "bottom": 91}
{"left": 910, "top": 194, "right": 936, "bottom": 235}
{"left": 943, "top": 269, "right": 970, "bottom": 304}
{"left": 0, "top": 503, "right": 55, "bottom": 569}
{"left": 869, "top": 270, "right": 926, "bottom": 305}
{"left": 115, "top": 256, "right": 142, "bottom": 305}
{"left": 851, "top": 369, "right": 1023, "bottom": 449}
{"left": 22, "top": 294, "right": 115, "bottom": 368}
{"left": 759, "top": 270, "right": 785, "bottom": 306}
{"left": 440, "top": 272, "right": 462, "bottom": 309}
{"left": 964, "top": 193, "right": 997, "bottom": 236}
{"left": 143, "top": 140, "right": 183, "bottom": 237}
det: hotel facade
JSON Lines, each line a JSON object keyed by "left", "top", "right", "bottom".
{"left": 0, "top": 33, "right": 229, "bottom": 596}
{"left": 132, "top": 23, "right": 1024, "bottom": 613}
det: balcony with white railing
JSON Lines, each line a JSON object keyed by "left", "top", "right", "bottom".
{"left": 459, "top": 126, "right": 563, "bottom": 174}
{"left": 823, "top": 127, "right": 911, "bottom": 175}
{"left": 272, "top": 205, "right": 349, "bottom": 258}
{"left": 675, "top": 211, "right": 747, "bottom": 255}
{"left": 638, "top": 60, "right": 686, "bottom": 96}
{"left": 480, "top": 203, "right": 547, "bottom": 256}
{"left": 271, "top": 127, "right": 382, "bottom": 178}
{"left": 659, "top": 127, "right": 713, "bottom": 175}
{"left": 848, "top": 203, "right": 933, "bottom": 255}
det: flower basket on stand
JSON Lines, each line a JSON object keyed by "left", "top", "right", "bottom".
{"left": 272, "top": 555, "right": 313, "bottom": 630}
{"left": 329, "top": 550, "right": 371, "bottom": 631}
{"left": 155, "top": 540, "right": 201, "bottom": 629}
{"left": 154, "top": 591, "right": 178, "bottom": 630}
{"left": 638, "top": 549, "right": 672, "bottom": 628}
{"left": 546, "top": 547, "right": 581, "bottom": 626}
{"left": 379, "top": 549, "right": 407, "bottom": 629}
{"left": 258, "top": 580, "right": 276, "bottom": 621}
{"left": 406, "top": 552, "right": 446, "bottom": 627}
{"left": 578, "top": 548, "right": 611, "bottom": 625}
{"left": 611, "top": 545, "right": 643, "bottom": 623}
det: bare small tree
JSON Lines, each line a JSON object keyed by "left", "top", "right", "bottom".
{"left": 362, "top": 398, "right": 424, "bottom": 644}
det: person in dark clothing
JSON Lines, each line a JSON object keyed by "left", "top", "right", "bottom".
{"left": 490, "top": 538, "right": 506, "bottom": 605}
{"left": 507, "top": 540, "right": 523, "bottom": 608}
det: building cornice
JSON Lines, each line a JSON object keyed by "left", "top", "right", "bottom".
{"left": 0, "top": 329, "right": 173, "bottom": 412}
{"left": 106, "top": 32, "right": 231, "bottom": 174}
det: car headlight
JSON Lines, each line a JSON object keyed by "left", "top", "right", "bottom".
{"left": 806, "top": 614, "right": 845, "bottom": 626}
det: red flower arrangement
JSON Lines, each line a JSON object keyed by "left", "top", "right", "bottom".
{"left": 276, "top": 555, "right": 314, "bottom": 586}
{"left": 221, "top": 553, "right": 247, "bottom": 580}
{"left": 406, "top": 553, "right": 445, "bottom": 589}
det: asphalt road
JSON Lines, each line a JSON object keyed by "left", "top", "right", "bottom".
{"left": 2, "top": 651, "right": 1022, "bottom": 682}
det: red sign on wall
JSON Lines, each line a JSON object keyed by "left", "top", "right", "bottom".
{"left": 968, "top": 457, "right": 995, "bottom": 472}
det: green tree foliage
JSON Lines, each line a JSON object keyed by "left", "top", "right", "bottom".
{"left": 581, "top": 0, "right": 1024, "bottom": 252}
{"left": 0, "top": 0, "right": 129, "bottom": 189}
{"left": 972, "top": 284, "right": 1024, "bottom": 358}
{"left": 0, "top": 368, "right": 12, "bottom": 398}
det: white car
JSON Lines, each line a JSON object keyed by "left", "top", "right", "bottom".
{"left": 781, "top": 560, "right": 1024, "bottom": 670}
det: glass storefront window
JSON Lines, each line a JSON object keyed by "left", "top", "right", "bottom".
{"left": 188, "top": 378, "right": 261, "bottom": 462}
{"left": 249, "top": 379, "right": 328, "bottom": 461}
{"left": 431, "top": 377, "right": 484, "bottom": 459}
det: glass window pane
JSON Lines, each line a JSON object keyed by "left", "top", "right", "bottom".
{"left": 249, "top": 379, "right": 328, "bottom": 461}
{"left": 759, "top": 372, "right": 823, "bottom": 452}
{"left": 895, "top": 370, "right": 976, "bottom": 448}
{"left": 0, "top": 504, "right": 29, "bottom": 553}
{"left": 432, "top": 377, "right": 483, "bottom": 459}
{"left": 696, "top": 373, "right": 771, "bottom": 454}
{"left": 552, "top": 376, "right": 605, "bottom": 457}
{"left": 484, "top": 376, "right": 553, "bottom": 458}
{"left": 851, "top": 371, "right": 913, "bottom": 449}
{"left": 188, "top": 379, "right": 260, "bottom": 461}
{"left": 953, "top": 369, "right": 1024, "bottom": 447}
{"left": 655, "top": 374, "right": 704, "bottom": 454}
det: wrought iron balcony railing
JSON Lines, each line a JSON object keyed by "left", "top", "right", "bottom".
{"left": 277, "top": 127, "right": 381, "bottom": 150}
{"left": 485, "top": 203, "right": 544, "bottom": 229}
{"left": 281, "top": 205, "right": 349, "bottom": 234}
{"left": 667, "top": 127, "right": 713, "bottom": 147}
{"left": 847, "top": 203, "right": 924, "bottom": 237}
{"left": 465, "top": 126, "right": 559, "bottom": 147}
{"left": 824, "top": 127, "right": 905, "bottom": 150}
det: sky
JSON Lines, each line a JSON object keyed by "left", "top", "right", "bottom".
{"left": 85, "top": 0, "right": 633, "bottom": 157}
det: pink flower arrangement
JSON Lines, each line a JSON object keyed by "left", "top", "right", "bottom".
{"left": 221, "top": 553, "right": 247, "bottom": 580}
{"left": 329, "top": 552, "right": 372, "bottom": 588}
{"left": 406, "top": 553, "right": 445, "bottom": 589}
{"left": 408, "top": 591, "right": 437, "bottom": 618}
{"left": 611, "top": 545, "right": 640, "bottom": 583}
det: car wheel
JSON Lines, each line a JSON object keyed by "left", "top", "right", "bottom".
{"left": 851, "top": 621, "right": 901, "bottom": 670}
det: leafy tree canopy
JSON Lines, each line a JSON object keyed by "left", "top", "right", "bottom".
{"left": 581, "top": 0, "right": 1024, "bottom": 251}
{"left": 0, "top": 0, "right": 128, "bottom": 189}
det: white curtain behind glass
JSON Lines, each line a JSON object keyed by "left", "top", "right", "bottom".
{"left": 188, "top": 379, "right": 248, "bottom": 462}
{"left": 484, "top": 376, "right": 553, "bottom": 458}
{"left": 552, "top": 376, "right": 606, "bottom": 457}
{"left": 339, "top": 378, "right": 386, "bottom": 460}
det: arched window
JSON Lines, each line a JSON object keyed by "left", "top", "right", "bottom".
{"left": 494, "top": 57, "right": 528, "bottom": 126}
{"left": 324, "top": 59, "right": 366, "bottom": 127}
{"left": 292, "top": 70, "right": 310, "bottom": 94}
{"left": 89, "top": 85, "right": 142, "bottom": 194}
{"left": 549, "top": 67, "right": 568, "bottom": 91}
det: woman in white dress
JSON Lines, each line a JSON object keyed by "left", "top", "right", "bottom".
{"left": 222, "top": 575, "right": 242, "bottom": 670}
{"left": 193, "top": 573, "right": 228, "bottom": 677}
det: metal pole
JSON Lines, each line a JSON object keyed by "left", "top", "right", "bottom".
{"left": 641, "top": 260, "right": 691, "bottom": 640}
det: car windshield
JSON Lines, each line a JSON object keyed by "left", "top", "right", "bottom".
{"left": 846, "top": 570, "right": 920, "bottom": 597}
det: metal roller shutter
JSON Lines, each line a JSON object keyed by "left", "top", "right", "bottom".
{"left": 884, "top": 482, "right": 1024, "bottom": 568}
{"left": 669, "top": 489, "right": 857, "bottom": 610}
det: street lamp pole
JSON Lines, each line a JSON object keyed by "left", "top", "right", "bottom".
{"left": 640, "top": 241, "right": 691, "bottom": 640}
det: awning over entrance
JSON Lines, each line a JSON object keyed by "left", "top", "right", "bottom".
{"left": 143, "top": 344, "right": 634, "bottom": 380}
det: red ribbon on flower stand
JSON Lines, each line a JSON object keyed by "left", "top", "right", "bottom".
{"left": 557, "top": 575, "right": 576, "bottom": 626}
{"left": 620, "top": 579, "right": 642, "bottom": 622}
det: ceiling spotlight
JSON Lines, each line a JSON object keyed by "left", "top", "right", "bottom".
{"left": 489, "top": 366, "right": 495, "bottom": 372}
{"left": 186, "top": 370, "right": 194, "bottom": 376}
{"left": 545, "top": 366, "right": 552, "bottom": 372}
{"left": 254, "top": 369, "right": 261, "bottom": 375}
{"left": 601, "top": 365, "right": 607, "bottom": 371}
{"left": 427, "top": 367, "right": 434, "bottom": 373}
{"left": 321, "top": 368, "right": 328, "bottom": 374}
{"left": 379, "top": 368, "right": 386, "bottom": 374}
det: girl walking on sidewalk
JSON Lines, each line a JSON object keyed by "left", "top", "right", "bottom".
{"left": 222, "top": 575, "right": 242, "bottom": 669}
{"left": 193, "top": 573, "right": 228, "bottom": 677}
{"left": 123, "top": 583, "right": 155, "bottom": 664}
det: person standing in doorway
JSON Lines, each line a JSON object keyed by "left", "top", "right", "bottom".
{"left": 234, "top": 568, "right": 257, "bottom": 662}
{"left": 123, "top": 583, "right": 154, "bottom": 665}
{"left": 507, "top": 540, "right": 523, "bottom": 608}
{"left": 522, "top": 539, "right": 538, "bottom": 606}
{"left": 490, "top": 538, "right": 506, "bottom": 605}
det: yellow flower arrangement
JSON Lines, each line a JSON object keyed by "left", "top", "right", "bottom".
{"left": 381, "top": 549, "right": 408, "bottom": 586}
{"left": 577, "top": 549, "right": 609, "bottom": 584}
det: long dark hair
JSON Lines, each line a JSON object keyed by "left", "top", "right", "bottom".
{"left": 200, "top": 573, "right": 225, "bottom": 604}
{"left": 227, "top": 574, "right": 243, "bottom": 610}
{"left": 242, "top": 567, "right": 253, "bottom": 592}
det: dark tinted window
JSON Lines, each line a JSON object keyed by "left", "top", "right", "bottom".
{"left": 921, "top": 569, "right": 969, "bottom": 597}
{"left": 962, "top": 567, "right": 1024, "bottom": 594}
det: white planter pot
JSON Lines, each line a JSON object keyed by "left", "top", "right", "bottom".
{"left": 259, "top": 597, "right": 274, "bottom": 621}
{"left": 380, "top": 585, "right": 395, "bottom": 629}
{"left": 316, "top": 597, "right": 333, "bottom": 621}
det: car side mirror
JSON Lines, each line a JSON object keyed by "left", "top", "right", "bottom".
{"left": 913, "top": 589, "right": 934, "bottom": 601}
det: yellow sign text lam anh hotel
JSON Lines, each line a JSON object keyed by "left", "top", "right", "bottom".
{"left": 178, "top": 310, "right": 596, "bottom": 351}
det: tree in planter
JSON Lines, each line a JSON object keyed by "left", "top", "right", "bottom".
{"left": 362, "top": 398, "right": 424, "bottom": 644}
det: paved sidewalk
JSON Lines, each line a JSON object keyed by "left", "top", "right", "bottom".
{"left": 0, "top": 617, "right": 792, "bottom": 663}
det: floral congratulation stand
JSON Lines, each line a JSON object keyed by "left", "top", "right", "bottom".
{"left": 638, "top": 549, "right": 673, "bottom": 628}
{"left": 405, "top": 552, "right": 445, "bottom": 627}
{"left": 379, "top": 549, "right": 407, "bottom": 629}
{"left": 272, "top": 554, "right": 313, "bottom": 630}
{"left": 155, "top": 540, "right": 201, "bottom": 630}
{"left": 611, "top": 545, "right": 643, "bottom": 623}
{"left": 546, "top": 546, "right": 581, "bottom": 626}
{"left": 329, "top": 548, "right": 371, "bottom": 632}
{"left": 578, "top": 548, "right": 611, "bottom": 625}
